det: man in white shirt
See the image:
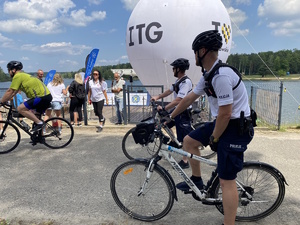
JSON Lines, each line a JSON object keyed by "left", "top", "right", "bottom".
{"left": 169, "top": 30, "right": 254, "bottom": 225}
{"left": 111, "top": 72, "right": 126, "bottom": 125}
{"left": 151, "top": 58, "right": 193, "bottom": 169}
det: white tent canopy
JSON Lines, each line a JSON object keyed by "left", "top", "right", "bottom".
{"left": 111, "top": 69, "right": 137, "bottom": 77}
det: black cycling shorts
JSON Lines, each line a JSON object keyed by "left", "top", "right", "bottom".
{"left": 24, "top": 94, "right": 52, "bottom": 113}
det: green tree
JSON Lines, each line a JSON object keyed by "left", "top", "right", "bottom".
{"left": 0, "top": 67, "right": 10, "bottom": 82}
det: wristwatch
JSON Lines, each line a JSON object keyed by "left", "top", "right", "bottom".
{"left": 169, "top": 115, "right": 175, "bottom": 121}
{"left": 209, "top": 135, "right": 219, "bottom": 143}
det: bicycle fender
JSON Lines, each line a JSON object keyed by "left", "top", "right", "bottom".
{"left": 135, "top": 158, "right": 178, "bottom": 201}
{"left": 243, "top": 161, "right": 288, "bottom": 186}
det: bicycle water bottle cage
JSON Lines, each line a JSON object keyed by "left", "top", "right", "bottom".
{"left": 132, "top": 117, "right": 155, "bottom": 145}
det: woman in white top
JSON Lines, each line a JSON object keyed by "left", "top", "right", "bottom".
{"left": 88, "top": 69, "right": 108, "bottom": 132}
{"left": 44, "top": 73, "right": 67, "bottom": 133}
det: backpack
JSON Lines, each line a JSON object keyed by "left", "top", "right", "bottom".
{"left": 204, "top": 60, "right": 242, "bottom": 98}
{"left": 76, "top": 83, "right": 86, "bottom": 99}
{"left": 172, "top": 76, "right": 191, "bottom": 94}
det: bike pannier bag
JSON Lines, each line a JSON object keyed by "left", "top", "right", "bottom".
{"left": 132, "top": 117, "right": 155, "bottom": 145}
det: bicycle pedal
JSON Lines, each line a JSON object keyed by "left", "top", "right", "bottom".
{"left": 183, "top": 190, "right": 193, "bottom": 194}
{"left": 30, "top": 141, "right": 37, "bottom": 146}
{"left": 201, "top": 199, "right": 223, "bottom": 206}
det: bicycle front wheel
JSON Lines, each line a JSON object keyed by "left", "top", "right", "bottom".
{"left": 122, "top": 127, "right": 162, "bottom": 160}
{"left": 0, "top": 121, "right": 21, "bottom": 154}
{"left": 110, "top": 160, "right": 174, "bottom": 222}
{"left": 193, "top": 122, "right": 216, "bottom": 159}
{"left": 212, "top": 162, "right": 285, "bottom": 221}
{"left": 43, "top": 117, "right": 74, "bottom": 149}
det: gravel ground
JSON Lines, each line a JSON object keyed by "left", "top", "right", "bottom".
{"left": 0, "top": 127, "right": 299, "bottom": 225}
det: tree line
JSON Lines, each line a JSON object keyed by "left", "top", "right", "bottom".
{"left": 227, "top": 48, "right": 300, "bottom": 77}
{"left": 1, "top": 48, "right": 299, "bottom": 82}
{"left": 0, "top": 63, "right": 133, "bottom": 82}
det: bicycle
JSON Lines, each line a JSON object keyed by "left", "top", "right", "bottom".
{"left": 0, "top": 102, "right": 74, "bottom": 154}
{"left": 111, "top": 118, "right": 287, "bottom": 222}
{"left": 122, "top": 101, "right": 216, "bottom": 160}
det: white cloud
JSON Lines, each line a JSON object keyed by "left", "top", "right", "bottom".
{"left": 258, "top": 0, "right": 300, "bottom": 18}
{"left": 21, "top": 56, "right": 30, "bottom": 61}
{"left": 88, "top": 0, "right": 103, "bottom": 5}
{"left": 58, "top": 59, "right": 79, "bottom": 66}
{"left": 121, "top": 55, "right": 128, "bottom": 60}
{"left": 0, "top": 18, "right": 61, "bottom": 34}
{"left": 121, "top": 0, "right": 140, "bottom": 11}
{"left": 268, "top": 20, "right": 300, "bottom": 37}
{"left": 21, "top": 42, "right": 90, "bottom": 55}
{"left": 227, "top": 7, "right": 249, "bottom": 36}
{"left": 221, "top": 0, "right": 232, "bottom": 8}
{"left": 3, "top": 0, "right": 75, "bottom": 20}
{"left": 0, "top": 0, "right": 106, "bottom": 33}
{"left": 62, "top": 9, "right": 106, "bottom": 27}
{"left": 257, "top": 0, "right": 300, "bottom": 36}
{"left": 236, "top": 0, "right": 251, "bottom": 5}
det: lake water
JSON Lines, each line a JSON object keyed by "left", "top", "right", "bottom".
{"left": 1, "top": 79, "right": 299, "bottom": 125}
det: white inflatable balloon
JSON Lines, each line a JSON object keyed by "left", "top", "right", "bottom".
{"left": 126, "top": 0, "right": 232, "bottom": 89}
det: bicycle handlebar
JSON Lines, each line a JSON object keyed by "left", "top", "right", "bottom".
{"left": 0, "top": 101, "right": 12, "bottom": 111}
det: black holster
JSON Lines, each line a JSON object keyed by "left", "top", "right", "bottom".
{"left": 238, "top": 111, "right": 252, "bottom": 135}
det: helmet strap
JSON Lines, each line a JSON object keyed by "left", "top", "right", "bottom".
{"left": 174, "top": 68, "right": 179, "bottom": 77}
{"left": 197, "top": 49, "right": 210, "bottom": 73}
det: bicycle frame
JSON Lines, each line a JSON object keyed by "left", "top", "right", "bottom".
{"left": 140, "top": 140, "right": 253, "bottom": 204}
{"left": 1, "top": 103, "right": 36, "bottom": 137}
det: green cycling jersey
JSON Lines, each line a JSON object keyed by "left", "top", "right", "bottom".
{"left": 10, "top": 72, "right": 50, "bottom": 99}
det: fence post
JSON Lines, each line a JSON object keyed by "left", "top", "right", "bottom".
{"left": 123, "top": 84, "right": 128, "bottom": 125}
{"left": 111, "top": 96, "right": 114, "bottom": 119}
{"left": 250, "top": 86, "right": 253, "bottom": 108}
{"left": 83, "top": 98, "right": 87, "bottom": 125}
{"left": 278, "top": 81, "right": 283, "bottom": 130}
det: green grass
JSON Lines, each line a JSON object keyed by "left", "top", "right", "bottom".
{"left": 243, "top": 74, "right": 300, "bottom": 80}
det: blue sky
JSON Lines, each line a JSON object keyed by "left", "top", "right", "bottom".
{"left": 0, "top": 0, "right": 299, "bottom": 73}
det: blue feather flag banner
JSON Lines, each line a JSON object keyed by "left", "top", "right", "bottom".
{"left": 84, "top": 48, "right": 99, "bottom": 83}
{"left": 44, "top": 70, "right": 56, "bottom": 85}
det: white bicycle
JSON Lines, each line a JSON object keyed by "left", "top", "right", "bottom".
{"left": 110, "top": 118, "right": 287, "bottom": 222}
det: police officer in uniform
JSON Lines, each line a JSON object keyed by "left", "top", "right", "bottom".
{"left": 169, "top": 30, "right": 254, "bottom": 225}
{"left": 151, "top": 58, "right": 193, "bottom": 169}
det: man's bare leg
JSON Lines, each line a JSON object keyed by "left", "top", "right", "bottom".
{"left": 220, "top": 178, "right": 238, "bottom": 225}
{"left": 182, "top": 135, "right": 203, "bottom": 176}
{"left": 17, "top": 104, "right": 41, "bottom": 124}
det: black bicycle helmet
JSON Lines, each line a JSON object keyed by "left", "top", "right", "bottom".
{"left": 192, "top": 30, "right": 223, "bottom": 52}
{"left": 170, "top": 58, "right": 190, "bottom": 70}
{"left": 7, "top": 61, "right": 23, "bottom": 71}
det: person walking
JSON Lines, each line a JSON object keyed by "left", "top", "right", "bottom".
{"left": 111, "top": 72, "right": 125, "bottom": 125}
{"left": 68, "top": 73, "right": 85, "bottom": 126}
{"left": 88, "top": 70, "right": 109, "bottom": 132}
{"left": 151, "top": 58, "right": 193, "bottom": 169}
{"left": 169, "top": 30, "right": 254, "bottom": 225}
{"left": 44, "top": 73, "right": 67, "bottom": 134}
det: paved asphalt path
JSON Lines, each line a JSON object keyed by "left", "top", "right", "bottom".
{"left": 0, "top": 126, "right": 299, "bottom": 225}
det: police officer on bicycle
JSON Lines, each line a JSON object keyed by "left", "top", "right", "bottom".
{"left": 151, "top": 58, "right": 193, "bottom": 169}
{"left": 169, "top": 30, "right": 254, "bottom": 225}
{"left": 0, "top": 61, "right": 52, "bottom": 132}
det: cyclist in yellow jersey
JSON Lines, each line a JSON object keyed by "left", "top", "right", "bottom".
{"left": 0, "top": 61, "right": 52, "bottom": 132}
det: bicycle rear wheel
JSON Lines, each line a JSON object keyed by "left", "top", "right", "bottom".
{"left": 42, "top": 117, "right": 74, "bottom": 149}
{"left": 212, "top": 162, "right": 285, "bottom": 221}
{"left": 193, "top": 122, "right": 216, "bottom": 159}
{"left": 122, "top": 127, "right": 162, "bottom": 160}
{"left": 110, "top": 160, "right": 174, "bottom": 222}
{"left": 0, "top": 121, "right": 20, "bottom": 154}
